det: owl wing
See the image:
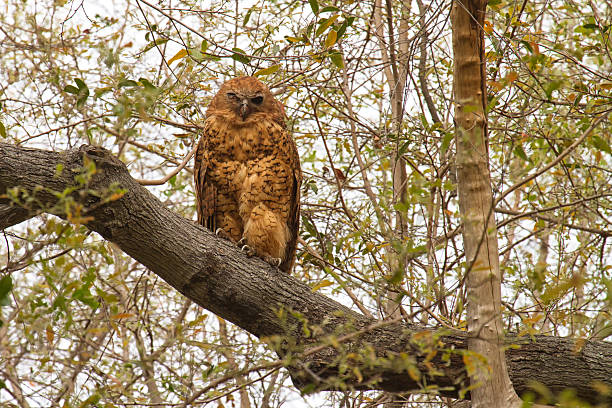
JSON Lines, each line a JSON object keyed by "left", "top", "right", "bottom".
{"left": 194, "top": 133, "right": 217, "bottom": 231}
{"left": 280, "top": 132, "right": 302, "bottom": 273}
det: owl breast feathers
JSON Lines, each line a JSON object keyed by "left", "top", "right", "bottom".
{"left": 194, "top": 76, "right": 302, "bottom": 272}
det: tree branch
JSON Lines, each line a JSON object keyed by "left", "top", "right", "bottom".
{"left": 0, "top": 203, "right": 35, "bottom": 230}
{"left": 1, "top": 142, "right": 611, "bottom": 404}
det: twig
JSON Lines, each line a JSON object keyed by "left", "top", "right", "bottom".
{"left": 496, "top": 113, "right": 609, "bottom": 205}
{"left": 135, "top": 142, "right": 197, "bottom": 186}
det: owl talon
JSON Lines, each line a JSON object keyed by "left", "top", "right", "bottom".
{"left": 215, "top": 228, "right": 231, "bottom": 241}
{"left": 264, "top": 256, "right": 282, "bottom": 268}
{"left": 237, "top": 237, "right": 247, "bottom": 246}
{"left": 241, "top": 244, "right": 255, "bottom": 257}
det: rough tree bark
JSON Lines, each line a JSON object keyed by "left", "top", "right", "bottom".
{"left": 0, "top": 142, "right": 611, "bottom": 405}
{"left": 452, "top": 0, "right": 522, "bottom": 406}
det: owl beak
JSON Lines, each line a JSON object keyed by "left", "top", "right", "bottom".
{"left": 239, "top": 99, "right": 249, "bottom": 120}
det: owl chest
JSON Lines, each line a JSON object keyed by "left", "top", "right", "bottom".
{"left": 206, "top": 124, "right": 284, "bottom": 194}
{"left": 210, "top": 124, "right": 279, "bottom": 162}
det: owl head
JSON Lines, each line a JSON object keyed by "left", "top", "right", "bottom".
{"left": 207, "top": 76, "right": 286, "bottom": 125}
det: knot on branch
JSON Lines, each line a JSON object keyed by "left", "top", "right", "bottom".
{"left": 184, "top": 253, "right": 219, "bottom": 294}
{"left": 78, "top": 144, "right": 127, "bottom": 171}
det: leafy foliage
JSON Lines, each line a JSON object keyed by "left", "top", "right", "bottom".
{"left": 0, "top": 0, "right": 610, "bottom": 407}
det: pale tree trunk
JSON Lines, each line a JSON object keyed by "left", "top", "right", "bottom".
{"left": 451, "top": 1, "right": 522, "bottom": 407}
{"left": 373, "top": 0, "right": 411, "bottom": 322}
{"left": 373, "top": 2, "right": 412, "bottom": 406}
{"left": 218, "top": 318, "right": 251, "bottom": 408}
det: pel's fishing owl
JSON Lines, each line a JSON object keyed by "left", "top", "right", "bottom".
{"left": 194, "top": 76, "right": 301, "bottom": 272}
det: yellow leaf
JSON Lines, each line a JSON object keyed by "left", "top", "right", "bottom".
{"left": 325, "top": 30, "right": 337, "bottom": 48}
{"left": 111, "top": 313, "right": 135, "bottom": 320}
{"left": 87, "top": 327, "right": 107, "bottom": 336}
{"left": 591, "top": 380, "right": 611, "bottom": 396}
{"left": 574, "top": 337, "right": 587, "bottom": 352}
{"left": 328, "top": 336, "right": 340, "bottom": 348}
{"left": 506, "top": 71, "right": 518, "bottom": 82}
{"left": 167, "top": 49, "right": 188, "bottom": 65}
{"left": 484, "top": 20, "right": 493, "bottom": 34}
{"left": 46, "top": 325, "right": 54, "bottom": 344}
{"left": 109, "top": 192, "right": 125, "bottom": 201}
{"left": 316, "top": 14, "right": 339, "bottom": 36}
{"left": 408, "top": 365, "right": 421, "bottom": 381}
{"left": 254, "top": 64, "right": 281, "bottom": 77}
{"left": 311, "top": 279, "right": 333, "bottom": 292}
{"left": 599, "top": 83, "right": 612, "bottom": 90}
{"left": 490, "top": 80, "right": 504, "bottom": 91}
{"left": 67, "top": 214, "right": 95, "bottom": 224}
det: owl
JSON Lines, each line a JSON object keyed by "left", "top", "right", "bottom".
{"left": 194, "top": 76, "right": 302, "bottom": 273}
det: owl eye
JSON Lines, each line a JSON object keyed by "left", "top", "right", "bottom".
{"left": 227, "top": 92, "right": 239, "bottom": 100}
{"left": 251, "top": 96, "right": 263, "bottom": 105}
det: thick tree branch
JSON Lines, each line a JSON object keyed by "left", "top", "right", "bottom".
{"left": 0, "top": 142, "right": 611, "bottom": 404}
{"left": 0, "top": 203, "right": 34, "bottom": 230}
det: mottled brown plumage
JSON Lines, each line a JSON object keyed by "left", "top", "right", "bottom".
{"left": 194, "top": 76, "right": 302, "bottom": 272}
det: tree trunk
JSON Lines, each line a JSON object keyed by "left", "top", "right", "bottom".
{"left": 451, "top": 1, "right": 522, "bottom": 406}
{"left": 1, "top": 142, "right": 611, "bottom": 405}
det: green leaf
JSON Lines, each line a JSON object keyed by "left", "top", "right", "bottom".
{"left": 243, "top": 7, "right": 254, "bottom": 26}
{"left": 231, "top": 48, "right": 250, "bottom": 64}
{"left": 200, "top": 39, "right": 208, "bottom": 54}
{"left": 254, "top": 64, "right": 281, "bottom": 77}
{"left": 55, "top": 163, "right": 64, "bottom": 177}
{"left": 513, "top": 145, "right": 530, "bottom": 162}
{"left": 52, "top": 294, "right": 67, "bottom": 312}
{"left": 138, "top": 78, "right": 157, "bottom": 90}
{"left": 336, "top": 19, "right": 350, "bottom": 39}
{"left": 329, "top": 51, "right": 344, "bottom": 68}
{"left": 72, "top": 285, "right": 99, "bottom": 309}
{"left": 94, "top": 87, "right": 112, "bottom": 97}
{"left": 68, "top": 79, "right": 89, "bottom": 109}
{"left": 203, "top": 54, "right": 221, "bottom": 61}
{"left": 440, "top": 131, "right": 453, "bottom": 155}
{"left": 398, "top": 141, "right": 411, "bottom": 156}
{"left": 544, "top": 80, "right": 562, "bottom": 99}
{"left": 320, "top": 6, "right": 339, "bottom": 13}
{"left": 64, "top": 85, "right": 79, "bottom": 94}
{"left": 143, "top": 38, "right": 168, "bottom": 53}
{"left": 188, "top": 48, "right": 203, "bottom": 61}
{"left": 591, "top": 135, "right": 612, "bottom": 155}
{"left": 308, "top": 0, "right": 319, "bottom": 15}
{"left": 300, "top": 383, "right": 317, "bottom": 395}
{"left": 316, "top": 15, "right": 339, "bottom": 37}
{"left": 488, "top": 0, "right": 501, "bottom": 5}
{"left": 74, "top": 78, "right": 87, "bottom": 90}
{"left": 309, "top": 180, "right": 318, "bottom": 194}
{"left": 0, "top": 120, "right": 6, "bottom": 138}
{"left": 520, "top": 40, "right": 534, "bottom": 53}
{"left": 0, "top": 275, "right": 13, "bottom": 307}
{"left": 80, "top": 392, "right": 102, "bottom": 406}
{"left": 118, "top": 79, "right": 138, "bottom": 88}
